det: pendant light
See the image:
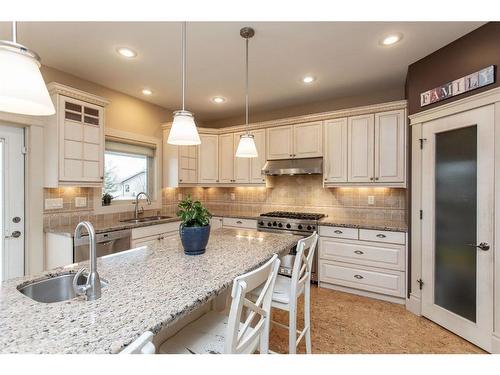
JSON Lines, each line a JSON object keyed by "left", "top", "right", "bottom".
{"left": 0, "top": 21, "right": 55, "bottom": 116}
{"left": 235, "top": 27, "right": 258, "bottom": 158}
{"left": 168, "top": 22, "right": 201, "bottom": 145}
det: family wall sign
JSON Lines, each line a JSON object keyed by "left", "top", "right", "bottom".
{"left": 420, "top": 65, "right": 495, "bottom": 107}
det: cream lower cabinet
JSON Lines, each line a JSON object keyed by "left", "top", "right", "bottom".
{"left": 45, "top": 83, "right": 110, "bottom": 187}
{"left": 198, "top": 134, "right": 219, "bottom": 183}
{"left": 131, "top": 222, "right": 179, "bottom": 248}
{"left": 319, "top": 226, "right": 407, "bottom": 304}
{"left": 267, "top": 122, "right": 322, "bottom": 160}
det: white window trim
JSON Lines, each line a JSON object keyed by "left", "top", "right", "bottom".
{"left": 93, "top": 128, "right": 162, "bottom": 215}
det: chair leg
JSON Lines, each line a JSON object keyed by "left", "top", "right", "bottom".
{"left": 288, "top": 306, "right": 297, "bottom": 354}
{"left": 260, "top": 308, "right": 271, "bottom": 354}
{"left": 304, "top": 285, "right": 312, "bottom": 354}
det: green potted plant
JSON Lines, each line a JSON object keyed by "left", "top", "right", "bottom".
{"left": 102, "top": 193, "right": 113, "bottom": 206}
{"left": 177, "top": 195, "right": 212, "bottom": 255}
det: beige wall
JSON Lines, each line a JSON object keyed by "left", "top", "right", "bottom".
{"left": 204, "top": 86, "right": 404, "bottom": 128}
{"left": 41, "top": 65, "right": 171, "bottom": 138}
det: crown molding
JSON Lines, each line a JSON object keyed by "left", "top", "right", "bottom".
{"left": 162, "top": 100, "right": 407, "bottom": 134}
{"left": 409, "top": 86, "right": 500, "bottom": 125}
{"left": 47, "top": 82, "right": 111, "bottom": 107}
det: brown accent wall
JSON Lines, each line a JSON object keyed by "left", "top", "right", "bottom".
{"left": 204, "top": 86, "right": 404, "bottom": 128}
{"left": 406, "top": 22, "right": 500, "bottom": 115}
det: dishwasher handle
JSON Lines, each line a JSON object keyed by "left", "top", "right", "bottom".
{"left": 74, "top": 229, "right": 131, "bottom": 246}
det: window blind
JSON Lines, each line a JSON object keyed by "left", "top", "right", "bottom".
{"left": 105, "top": 139, "right": 155, "bottom": 158}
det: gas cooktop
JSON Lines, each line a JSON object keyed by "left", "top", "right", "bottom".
{"left": 260, "top": 211, "right": 325, "bottom": 221}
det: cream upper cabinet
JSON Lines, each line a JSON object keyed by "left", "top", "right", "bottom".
{"left": 233, "top": 132, "right": 251, "bottom": 183}
{"left": 267, "top": 122, "right": 322, "bottom": 160}
{"left": 178, "top": 145, "right": 198, "bottom": 184}
{"left": 293, "top": 121, "right": 323, "bottom": 158}
{"left": 44, "top": 83, "right": 109, "bottom": 188}
{"left": 324, "top": 118, "right": 348, "bottom": 183}
{"left": 266, "top": 125, "right": 293, "bottom": 160}
{"left": 249, "top": 129, "right": 266, "bottom": 183}
{"left": 374, "top": 110, "right": 406, "bottom": 183}
{"left": 219, "top": 133, "right": 235, "bottom": 183}
{"left": 348, "top": 114, "right": 375, "bottom": 183}
{"left": 198, "top": 134, "right": 219, "bottom": 183}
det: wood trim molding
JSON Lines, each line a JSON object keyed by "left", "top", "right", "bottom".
{"left": 162, "top": 100, "right": 407, "bottom": 134}
{"left": 409, "top": 86, "right": 500, "bottom": 125}
{"left": 47, "top": 82, "right": 111, "bottom": 107}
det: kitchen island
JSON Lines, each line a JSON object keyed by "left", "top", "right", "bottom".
{"left": 0, "top": 228, "right": 299, "bottom": 354}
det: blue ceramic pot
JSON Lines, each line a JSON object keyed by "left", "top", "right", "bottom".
{"left": 179, "top": 224, "right": 211, "bottom": 255}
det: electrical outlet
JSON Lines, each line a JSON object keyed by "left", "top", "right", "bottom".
{"left": 230, "top": 193, "right": 236, "bottom": 201}
{"left": 178, "top": 193, "right": 183, "bottom": 201}
{"left": 45, "top": 198, "right": 63, "bottom": 210}
{"left": 368, "top": 196, "right": 375, "bottom": 205}
{"left": 75, "top": 197, "right": 87, "bottom": 208}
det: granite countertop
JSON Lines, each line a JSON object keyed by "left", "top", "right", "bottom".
{"left": 0, "top": 228, "right": 299, "bottom": 354}
{"left": 318, "top": 217, "right": 407, "bottom": 232}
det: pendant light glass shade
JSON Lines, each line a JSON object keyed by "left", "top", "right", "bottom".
{"left": 235, "top": 133, "right": 258, "bottom": 158}
{"left": 0, "top": 40, "right": 55, "bottom": 116}
{"left": 168, "top": 110, "right": 201, "bottom": 145}
{"left": 167, "top": 22, "right": 200, "bottom": 146}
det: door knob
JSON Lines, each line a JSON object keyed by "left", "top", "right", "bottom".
{"left": 466, "top": 242, "right": 490, "bottom": 251}
{"left": 5, "top": 231, "right": 21, "bottom": 239}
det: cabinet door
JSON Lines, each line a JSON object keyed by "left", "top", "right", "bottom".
{"left": 131, "top": 235, "right": 159, "bottom": 249}
{"left": 219, "top": 134, "right": 235, "bottom": 183}
{"left": 250, "top": 129, "right": 266, "bottom": 184}
{"left": 266, "top": 126, "right": 293, "bottom": 160}
{"left": 374, "top": 110, "right": 405, "bottom": 183}
{"left": 293, "top": 121, "right": 323, "bottom": 158}
{"left": 233, "top": 132, "right": 251, "bottom": 183}
{"left": 348, "top": 114, "right": 374, "bottom": 183}
{"left": 323, "top": 118, "right": 348, "bottom": 183}
{"left": 179, "top": 145, "right": 198, "bottom": 184}
{"left": 198, "top": 134, "right": 219, "bottom": 183}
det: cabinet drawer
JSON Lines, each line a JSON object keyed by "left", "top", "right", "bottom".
{"left": 222, "top": 217, "right": 257, "bottom": 229}
{"left": 132, "top": 222, "right": 179, "bottom": 239}
{"left": 319, "top": 225, "right": 358, "bottom": 239}
{"left": 319, "top": 238, "right": 405, "bottom": 271}
{"left": 359, "top": 228, "right": 405, "bottom": 244}
{"left": 320, "top": 260, "right": 405, "bottom": 297}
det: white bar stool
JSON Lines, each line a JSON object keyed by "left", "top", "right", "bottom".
{"left": 253, "top": 232, "right": 318, "bottom": 354}
{"left": 159, "top": 254, "right": 280, "bottom": 354}
{"left": 120, "top": 331, "right": 156, "bottom": 354}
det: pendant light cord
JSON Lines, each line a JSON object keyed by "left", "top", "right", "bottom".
{"left": 12, "top": 21, "right": 17, "bottom": 44}
{"left": 245, "top": 37, "right": 249, "bottom": 133}
{"left": 182, "top": 22, "right": 186, "bottom": 111}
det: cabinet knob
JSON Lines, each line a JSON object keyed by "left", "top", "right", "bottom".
{"left": 375, "top": 177, "right": 379, "bottom": 181}
{"left": 370, "top": 177, "right": 374, "bottom": 181}
{"left": 289, "top": 154, "right": 293, "bottom": 157}
{"left": 179, "top": 179, "right": 183, "bottom": 182}
{"left": 324, "top": 178, "right": 328, "bottom": 181}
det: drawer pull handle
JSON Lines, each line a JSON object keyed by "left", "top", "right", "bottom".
{"left": 376, "top": 234, "right": 387, "bottom": 238}
{"left": 334, "top": 230, "right": 343, "bottom": 234}
{"left": 354, "top": 274, "right": 364, "bottom": 280}
{"left": 354, "top": 250, "right": 364, "bottom": 255}
{"left": 236, "top": 221, "right": 243, "bottom": 224}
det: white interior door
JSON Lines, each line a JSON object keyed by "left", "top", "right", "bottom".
{"left": 0, "top": 124, "right": 25, "bottom": 281}
{"left": 421, "top": 105, "right": 494, "bottom": 351}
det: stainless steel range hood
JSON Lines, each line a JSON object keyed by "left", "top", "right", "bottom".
{"left": 261, "top": 157, "right": 323, "bottom": 176}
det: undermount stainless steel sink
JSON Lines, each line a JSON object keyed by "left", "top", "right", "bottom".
{"left": 17, "top": 272, "right": 108, "bottom": 303}
{"left": 120, "top": 215, "right": 172, "bottom": 223}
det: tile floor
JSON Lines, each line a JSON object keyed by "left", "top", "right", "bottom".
{"left": 269, "top": 286, "right": 485, "bottom": 354}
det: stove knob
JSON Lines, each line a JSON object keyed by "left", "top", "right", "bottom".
{"left": 267, "top": 222, "right": 272, "bottom": 227}
{"left": 298, "top": 224, "right": 303, "bottom": 230}
{"left": 278, "top": 223, "right": 283, "bottom": 228}
{"left": 307, "top": 225, "right": 312, "bottom": 230}
{"left": 286, "top": 223, "right": 291, "bottom": 229}
{"left": 312, "top": 226, "right": 316, "bottom": 230}
{"left": 259, "top": 221, "right": 264, "bottom": 226}
{"left": 273, "top": 221, "right": 277, "bottom": 226}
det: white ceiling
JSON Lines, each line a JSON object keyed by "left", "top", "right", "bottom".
{"left": 0, "top": 22, "right": 484, "bottom": 122}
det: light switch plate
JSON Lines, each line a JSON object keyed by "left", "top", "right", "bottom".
{"left": 230, "top": 193, "right": 236, "bottom": 201}
{"left": 75, "top": 197, "right": 87, "bottom": 208}
{"left": 45, "top": 198, "right": 63, "bottom": 210}
{"left": 368, "top": 196, "right": 375, "bottom": 205}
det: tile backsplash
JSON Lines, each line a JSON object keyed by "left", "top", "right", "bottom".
{"left": 43, "top": 175, "right": 406, "bottom": 230}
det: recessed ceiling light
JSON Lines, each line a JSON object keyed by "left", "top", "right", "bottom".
{"left": 211, "top": 96, "right": 226, "bottom": 104}
{"left": 302, "top": 76, "right": 316, "bottom": 84}
{"left": 381, "top": 33, "right": 403, "bottom": 46}
{"left": 142, "top": 88, "right": 152, "bottom": 96}
{"left": 116, "top": 47, "right": 137, "bottom": 58}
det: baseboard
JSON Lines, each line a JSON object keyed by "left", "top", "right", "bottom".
{"left": 492, "top": 333, "right": 500, "bottom": 354}
{"left": 406, "top": 293, "right": 422, "bottom": 316}
{"left": 319, "top": 282, "right": 405, "bottom": 305}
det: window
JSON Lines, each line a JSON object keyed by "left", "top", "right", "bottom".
{"left": 104, "top": 139, "right": 156, "bottom": 201}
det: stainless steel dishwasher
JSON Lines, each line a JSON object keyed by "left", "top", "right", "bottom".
{"left": 74, "top": 229, "right": 131, "bottom": 263}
